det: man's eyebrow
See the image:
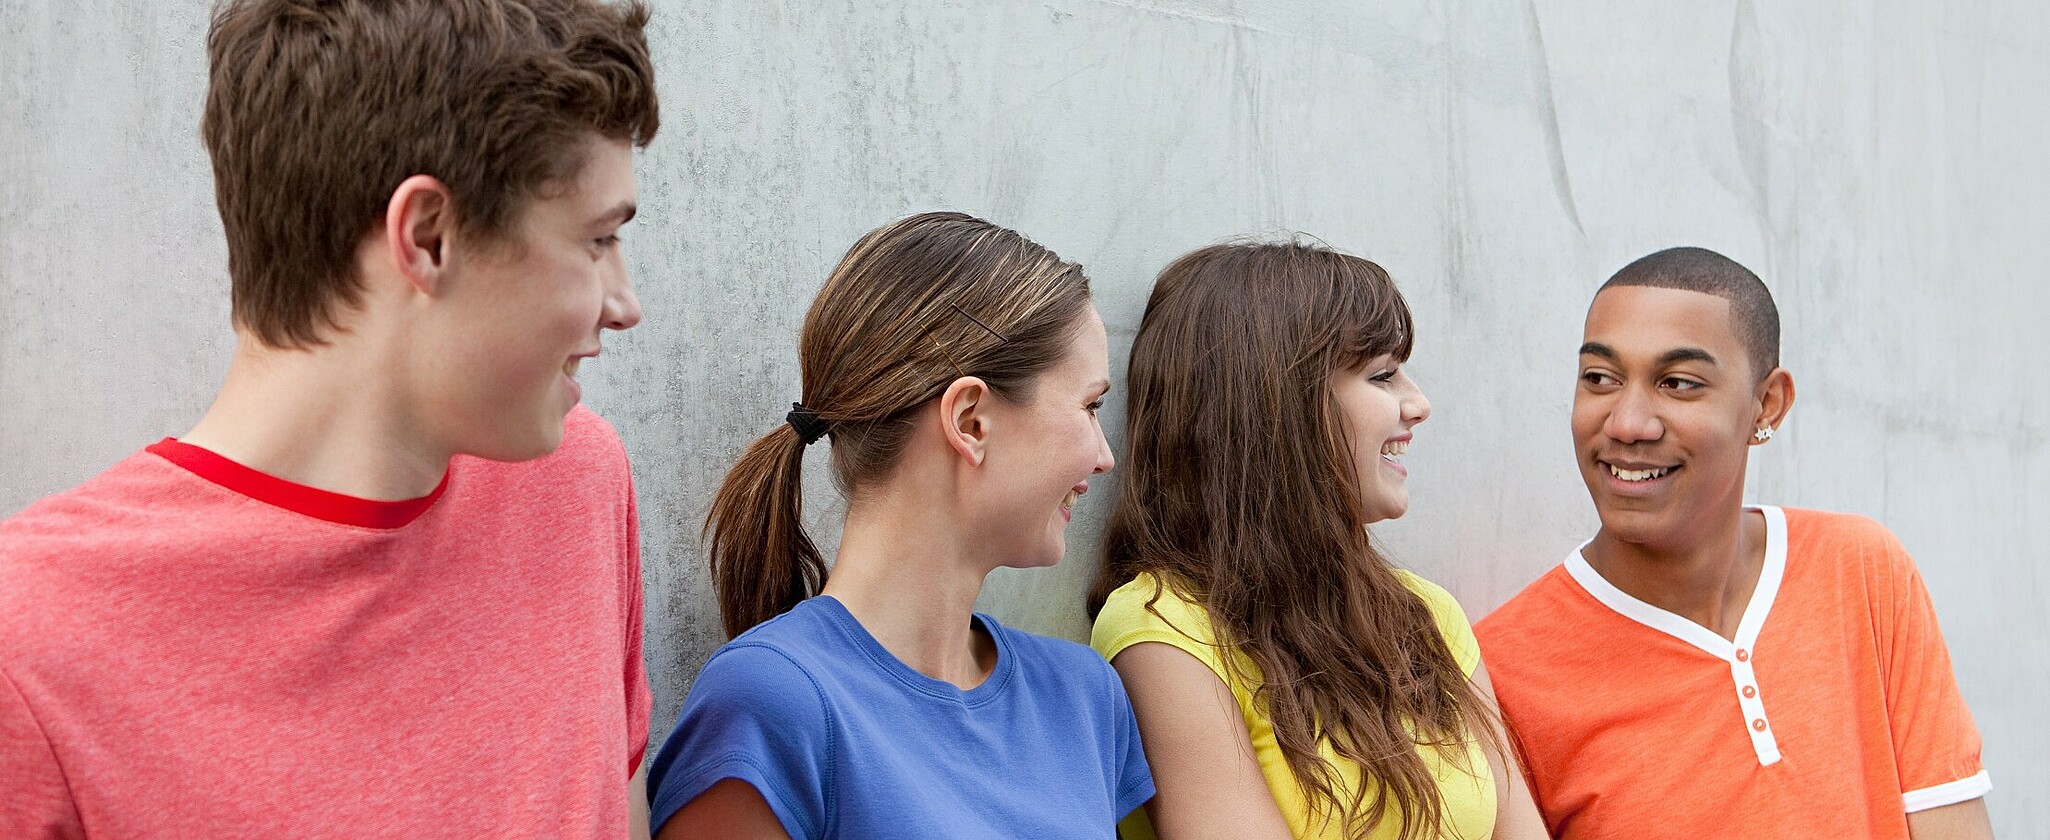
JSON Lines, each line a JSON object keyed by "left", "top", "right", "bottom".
{"left": 1658, "top": 347, "right": 1718, "bottom": 366}
{"left": 594, "top": 201, "right": 637, "bottom": 226}
{"left": 1578, "top": 343, "right": 1719, "bottom": 367}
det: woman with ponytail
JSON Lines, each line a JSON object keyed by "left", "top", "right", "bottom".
{"left": 646, "top": 212, "right": 1153, "bottom": 838}
{"left": 1087, "top": 241, "right": 1548, "bottom": 840}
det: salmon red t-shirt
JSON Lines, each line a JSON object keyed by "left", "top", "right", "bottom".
{"left": 0, "top": 405, "right": 650, "bottom": 838}
{"left": 1475, "top": 506, "right": 1987, "bottom": 840}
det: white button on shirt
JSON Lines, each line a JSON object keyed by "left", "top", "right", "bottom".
{"left": 1563, "top": 505, "right": 1790, "bottom": 766}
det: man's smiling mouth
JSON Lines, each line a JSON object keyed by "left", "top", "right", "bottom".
{"left": 1603, "top": 462, "right": 1678, "bottom": 483}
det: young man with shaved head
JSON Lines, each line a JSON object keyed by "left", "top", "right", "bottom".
{"left": 1476, "top": 248, "right": 1992, "bottom": 839}
{"left": 1, "top": 1, "right": 659, "bottom": 835}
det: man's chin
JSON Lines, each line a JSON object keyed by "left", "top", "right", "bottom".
{"left": 1592, "top": 503, "right": 1675, "bottom": 547}
{"left": 464, "top": 424, "right": 565, "bottom": 464}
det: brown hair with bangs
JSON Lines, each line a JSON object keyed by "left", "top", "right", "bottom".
{"left": 706, "top": 211, "right": 1093, "bottom": 638}
{"left": 203, "top": 0, "right": 660, "bottom": 348}
{"left": 1087, "top": 240, "right": 1498, "bottom": 840}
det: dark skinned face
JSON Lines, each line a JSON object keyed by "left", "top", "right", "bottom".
{"left": 1573, "top": 286, "right": 1785, "bottom": 553}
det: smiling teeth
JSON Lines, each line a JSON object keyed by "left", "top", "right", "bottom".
{"left": 563, "top": 358, "right": 581, "bottom": 378}
{"left": 1608, "top": 464, "right": 1671, "bottom": 482}
{"left": 1380, "top": 440, "right": 1408, "bottom": 460}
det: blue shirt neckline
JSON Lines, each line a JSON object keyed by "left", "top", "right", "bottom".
{"left": 810, "top": 595, "right": 1018, "bottom": 707}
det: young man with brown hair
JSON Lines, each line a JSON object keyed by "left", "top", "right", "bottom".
{"left": 1476, "top": 248, "right": 1992, "bottom": 839}
{"left": 0, "top": 0, "right": 660, "bottom": 835}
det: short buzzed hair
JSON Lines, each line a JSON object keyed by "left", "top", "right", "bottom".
{"left": 1600, "top": 247, "right": 1780, "bottom": 378}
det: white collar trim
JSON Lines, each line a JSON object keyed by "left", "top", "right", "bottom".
{"left": 1563, "top": 505, "right": 1787, "bottom": 661}
{"left": 1563, "top": 505, "right": 1790, "bottom": 766}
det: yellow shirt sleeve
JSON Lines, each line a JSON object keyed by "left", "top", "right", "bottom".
{"left": 1092, "top": 571, "right": 1481, "bottom": 682}
{"left": 1090, "top": 573, "right": 1235, "bottom": 684}
{"left": 1394, "top": 570, "right": 1482, "bottom": 677}
{"left": 1091, "top": 569, "right": 1496, "bottom": 840}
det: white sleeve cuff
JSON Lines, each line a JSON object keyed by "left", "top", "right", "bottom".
{"left": 1902, "top": 769, "right": 1991, "bottom": 813}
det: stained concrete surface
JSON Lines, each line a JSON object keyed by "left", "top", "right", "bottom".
{"left": 3, "top": 0, "right": 2043, "bottom": 829}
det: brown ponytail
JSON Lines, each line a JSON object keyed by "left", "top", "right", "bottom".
{"left": 705, "top": 212, "right": 1092, "bottom": 638}
{"left": 704, "top": 425, "right": 825, "bottom": 639}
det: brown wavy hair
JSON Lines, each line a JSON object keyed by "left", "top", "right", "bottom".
{"left": 707, "top": 212, "right": 1092, "bottom": 638}
{"left": 1087, "top": 240, "right": 1496, "bottom": 840}
{"left": 204, "top": 0, "right": 659, "bottom": 348}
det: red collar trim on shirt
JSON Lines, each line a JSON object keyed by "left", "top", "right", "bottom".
{"left": 146, "top": 438, "right": 449, "bottom": 529}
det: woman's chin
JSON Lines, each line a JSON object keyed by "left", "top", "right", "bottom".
{"left": 1002, "top": 543, "right": 1066, "bottom": 571}
{"left": 1362, "top": 497, "right": 1410, "bottom": 525}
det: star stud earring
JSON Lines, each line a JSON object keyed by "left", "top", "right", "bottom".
{"left": 1753, "top": 426, "right": 1775, "bottom": 442}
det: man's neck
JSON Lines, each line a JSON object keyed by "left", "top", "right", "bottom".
{"left": 1583, "top": 507, "right": 1768, "bottom": 641}
{"left": 179, "top": 333, "right": 450, "bottom": 501}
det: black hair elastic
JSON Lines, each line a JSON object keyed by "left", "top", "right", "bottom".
{"left": 786, "top": 402, "right": 831, "bottom": 446}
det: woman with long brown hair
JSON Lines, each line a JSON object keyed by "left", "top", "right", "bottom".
{"left": 1088, "top": 241, "right": 1548, "bottom": 840}
{"left": 646, "top": 212, "right": 1153, "bottom": 839}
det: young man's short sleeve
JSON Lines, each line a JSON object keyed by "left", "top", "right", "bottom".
{"left": 1871, "top": 532, "right": 1989, "bottom": 811}
{"left": 645, "top": 645, "right": 832, "bottom": 839}
{"left": 0, "top": 667, "right": 80, "bottom": 837}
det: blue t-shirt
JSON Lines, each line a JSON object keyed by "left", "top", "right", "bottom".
{"left": 647, "top": 596, "right": 1154, "bottom": 838}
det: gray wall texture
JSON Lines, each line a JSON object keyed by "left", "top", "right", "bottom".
{"left": 4, "top": 0, "right": 2044, "bottom": 831}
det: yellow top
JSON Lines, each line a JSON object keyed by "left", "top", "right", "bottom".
{"left": 1091, "top": 570, "right": 1495, "bottom": 840}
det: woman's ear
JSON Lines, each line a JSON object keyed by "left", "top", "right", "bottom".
{"left": 938, "top": 376, "right": 993, "bottom": 466}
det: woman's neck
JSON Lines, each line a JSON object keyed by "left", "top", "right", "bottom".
{"left": 823, "top": 488, "right": 999, "bottom": 690}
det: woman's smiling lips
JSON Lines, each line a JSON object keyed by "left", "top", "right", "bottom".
{"left": 1059, "top": 482, "right": 1089, "bottom": 522}
{"left": 1380, "top": 434, "right": 1411, "bottom": 477}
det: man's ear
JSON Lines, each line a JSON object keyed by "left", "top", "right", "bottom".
{"left": 1751, "top": 367, "right": 1796, "bottom": 446}
{"left": 384, "top": 174, "right": 456, "bottom": 297}
{"left": 938, "top": 376, "right": 993, "bottom": 466}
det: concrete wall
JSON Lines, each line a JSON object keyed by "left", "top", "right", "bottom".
{"left": 5, "top": 0, "right": 2043, "bottom": 830}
